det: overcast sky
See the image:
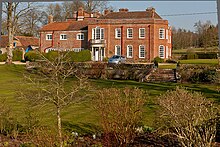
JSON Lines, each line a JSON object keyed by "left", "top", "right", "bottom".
{"left": 109, "top": 1, "right": 217, "bottom": 31}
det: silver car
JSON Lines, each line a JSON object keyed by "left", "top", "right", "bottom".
{"left": 108, "top": 55, "right": 126, "bottom": 64}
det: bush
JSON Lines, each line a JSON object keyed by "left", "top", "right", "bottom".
{"left": 94, "top": 87, "right": 146, "bottom": 146}
{"left": 165, "top": 59, "right": 177, "bottom": 63}
{"left": 157, "top": 87, "right": 219, "bottom": 147}
{"left": 197, "top": 52, "right": 217, "bottom": 59}
{"left": 25, "top": 51, "right": 41, "bottom": 62}
{"left": 178, "top": 64, "right": 218, "bottom": 83}
{"left": 67, "top": 50, "right": 91, "bottom": 62}
{"left": 187, "top": 52, "right": 198, "bottom": 59}
{"left": 0, "top": 53, "right": 7, "bottom": 62}
{"left": 12, "top": 49, "right": 22, "bottom": 61}
{"left": 153, "top": 57, "right": 164, "bottom": 67}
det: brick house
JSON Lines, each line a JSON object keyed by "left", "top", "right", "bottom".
{"left": 39, "top": 7, "right": 172, "bottom": 62}
{"left": 0, "top": 35, "right": 39, "bottom": 54}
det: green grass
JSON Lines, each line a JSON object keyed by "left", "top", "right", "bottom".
{"left": 158, "top": 64, "right": 177, "bottom": 69}
{"left": 0, "top": 65, "right": 219, "bottom": 134}
{"left": 172, "top": 47, "right": 218, "bottom": 54}
{"left": 179, "top": 59, "right": 219, "bottom": 65}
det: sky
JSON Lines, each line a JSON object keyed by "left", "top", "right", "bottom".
{"left": 109, "top": 1, "right": 217, "bottom": 31}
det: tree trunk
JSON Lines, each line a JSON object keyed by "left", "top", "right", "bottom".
{"left": 57, "top": 106, "right": 63, "bottom": 147}
{"left": 6, "top": 2, "right": 13, "bottom": 64}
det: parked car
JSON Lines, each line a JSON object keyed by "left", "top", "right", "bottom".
{"left": 108, "top": 55, "right": 126, "bottom": 64}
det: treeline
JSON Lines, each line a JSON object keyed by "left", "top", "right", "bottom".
{"left": 172, "top": 20, "right": 218, "bottom": 50}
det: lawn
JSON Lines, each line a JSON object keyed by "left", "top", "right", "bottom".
{"left": 179, "top": 59, "right": 219, "bottom": 65}
{"left": 0, "top": 64, "right": 219, "bottom": 134}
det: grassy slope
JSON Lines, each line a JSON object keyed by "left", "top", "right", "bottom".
{"left": 0, "top": 65, "right": 219, "bottom": 134}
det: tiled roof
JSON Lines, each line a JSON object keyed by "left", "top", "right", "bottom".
{"left": 0, "top": 35, "right": 39, "bottom": 48}
{"left": 40, "top": 20, "right": 95, "bottom": 31}
{"left": 0, "top": 36, "right": 9, "bottom": 48}
{"left": 98, "top": 11, "right": 162, "bottom": 20}
{"left": 15, "top": 36, "right": 39, "bottom": 47}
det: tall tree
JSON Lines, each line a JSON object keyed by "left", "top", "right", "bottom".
{"left": 3, "top": 2, "right": 32, "bottom": 64}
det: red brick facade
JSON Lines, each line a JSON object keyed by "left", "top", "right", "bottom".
{"left": 39, "top": 7, "right": 172, "bottom": 62}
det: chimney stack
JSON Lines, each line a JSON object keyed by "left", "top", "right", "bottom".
{"left": 48, "top": 15, "right": 53, "bottom": 23}
{"left": 73, "top": 11, "right": 77, "bottom": 19}
{"left": 146, "top": 7, "right": 155, "bottom": 18}
{"left": 104, "top": 9, "right": 110, "bottom": 15}
{"left": 119, "top": 8, "right": 129, "bottom": 12}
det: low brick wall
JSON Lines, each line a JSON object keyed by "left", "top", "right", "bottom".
{"left": 27, "top": 62, "right": 154, "bottom": 81}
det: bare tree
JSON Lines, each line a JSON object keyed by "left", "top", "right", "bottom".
{"left": 157, "top": 87, "right": 219, "bottom": 147}
{"left": 20, "top": 51, "right": 89, "bottom": 147}
{"left": 3, "top": 2, "right": 32, "bottom": 64}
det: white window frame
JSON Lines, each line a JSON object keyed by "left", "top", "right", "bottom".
{"left": 60, "top": 34, "right": 67, "bottom": 40}
{"left": 159, "top": 28, "right": 165, "bottom": 39}
{"left": 127, "top": 45, "right": 133, "bottom": 58}
{"left": 46, "top": 34, "right": 52, "bottom": 40}
{"left": 115, "top": 28, "right": 121, "bottom": 39}
{"left": 139, "top": 45, "right": 145, "bottom": 58}
{"left": 127, "top": 28, "right": 133, "bottom": 39}
{"left": 92, "top": 27, "right": 104, "bottom": 40}
{"left": 139, "top": 28, "right": 145, "bottom": 38}
{"left": 76, "top": 33, "right": 84, "bottom": 40}
{"left": 166, "top": 29, "right": 168, "bottom": 40}
{"left": 159, "top": 45, "right": 165, "bottom": 58}
{"left": 115, "top": 45, "right": 121, "bottom": 55}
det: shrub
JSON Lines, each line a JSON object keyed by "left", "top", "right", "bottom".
{"left": 187, "top": 52, "right": 198, "bottom": 59}
{"left": 0, "top": 53, "right": 7, "bottom": 62}
{"left": 165, "top": 59, "right": 177, "bottom": 63}
{"left": 25, "top": 51, "right": 41, "bottom": 62}
{"left": 178, "top": 65, "right": 218, "bottom": 83}
{"left": 67, "top": 50, "right": 91, "bottom": 62}
{"left": 94, "top": 87, "right": 146, "bottom": 146}
{"left": 153, "top": 57, "right": 164, "bottom": 67}
{"left": 12, "top": 49, "right": 22, "bottom": 61}
{"left": 157, "top": 87, "right": 219, "bottom": 147}
{"left": 197, "top": 52, "right": 217, "bottom": 59}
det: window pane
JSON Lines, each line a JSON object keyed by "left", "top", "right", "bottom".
{"left": 139, "top": 28, "right": 145, "bottom": 38}
{"left": 139, "top": 45, "right": 145, "bottom": 58}
{"left": 159, "top": 45, "right": 164, "bottom": 58}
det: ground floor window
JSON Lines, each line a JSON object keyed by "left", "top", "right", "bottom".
{"left": 139, "top": 45, "right": 145, "bottom": 58}
{"left": 127, "top": 45, "right": 133, "bottom": 58}
{"left": 115, "top": 45, "right": 121, "bottom": 55}
{"left": 159, "top": 45, "right": 164, "bottom": 58}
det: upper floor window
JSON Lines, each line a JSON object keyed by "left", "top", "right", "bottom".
{"left": 139, "top": 28, "right": 145, "bottom": 38}
{"left": 115, "top": 45, "right": 121, "bottom": 55}
{"left": 60, "top": 34, "right": 67, "bottom": 40}
{"left": 46, "top": 34, "right": 52, "bottom": 40}
{"left": 139, "top": 45, "right": 145, "bottom": 58}
{"left": 159, "top": 45, "right": 165, "bottom": 58}
{"left": 159, "top": 28, "right": 165, "bottom": 39}
{"left": 77, "top": 33, "right": 84, "bottom": 40}
{"left": 115, "top": 28, "right": 121, "bottom": 39}
{"left": 127, "top": 28, "right": 133, "bottom": 38}
{"left": 127, "top": 45, "right": 133, "bottom": 58}
{"left": 92, "top": 27, "right": 104, "bottom": 40}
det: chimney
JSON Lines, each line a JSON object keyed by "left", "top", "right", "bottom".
{"left": 48, "top": 15, "right": 53, "bottom": 23}
{"left": 146, "top": 7, "right": 155, "bottom": 18}
{"left": 119, "top": 8, "right": 129, "bottom": 12}
{"left": 104, "top": 9, "right": 110, "bottom": 15}
{"left": 77, "top": 6, "right": 84, "bottom": 21}
{"left": 73, "top": 11, "right": 77, "bottom": 19}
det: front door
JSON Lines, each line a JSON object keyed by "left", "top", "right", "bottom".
{"left": 95, "top": 48, "right": 99, "bottom": 61}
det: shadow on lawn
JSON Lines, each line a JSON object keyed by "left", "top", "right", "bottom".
{"left": 62, "top": 121, "right": 101, "bottom": 135}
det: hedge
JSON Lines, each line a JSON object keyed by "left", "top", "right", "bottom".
{"left": 180, "top": 52, "right": 217, "bottom": 60}
{"left": 0, "top": 49, "right": 23, "bottom": 62}
{"left": 25, "top": 50, "right": 91, "bottom": 62}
